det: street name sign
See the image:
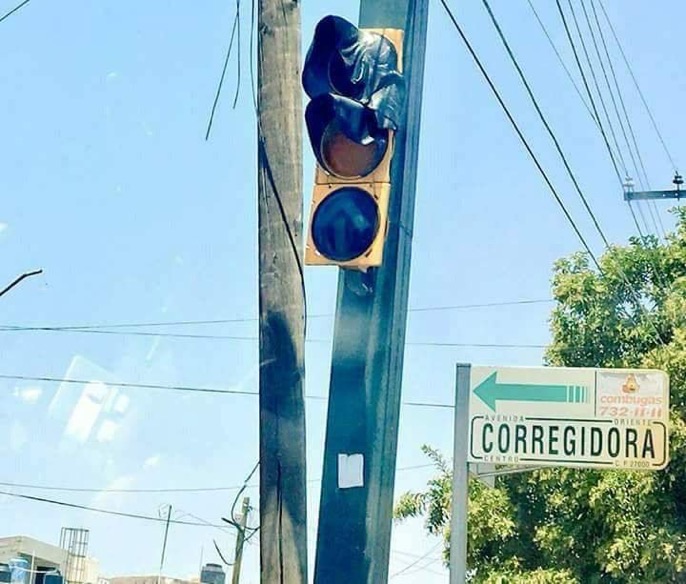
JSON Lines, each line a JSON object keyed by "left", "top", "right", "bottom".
{"left": 467, "top": 366, "right": 669, "bottom": 470}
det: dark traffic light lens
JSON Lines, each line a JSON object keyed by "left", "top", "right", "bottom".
{"left": 311, "top": 187, "right": 380, "bottom": 262}
{"left": 321, "top": 121, "right": 388, "bottom": 179}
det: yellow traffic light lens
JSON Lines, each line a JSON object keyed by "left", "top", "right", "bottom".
{"left": 311, "top": 187, "right": 380, "bottom": 262}
{"left": 320, "top": 122, "right": 388, "bottom": 179}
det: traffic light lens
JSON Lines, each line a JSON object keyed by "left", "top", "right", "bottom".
{"left": 321, "top": 122, "right": 388, "bottom": 178}
{"left": 311, "top": 187, "right": 380, "bottom": 262}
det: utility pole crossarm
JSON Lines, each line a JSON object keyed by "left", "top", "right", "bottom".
{"left": 624, "top": 189, "right": 682, "bottom": 202}
{"left": 624, "top": 172, "right": 683, "bottom": 201}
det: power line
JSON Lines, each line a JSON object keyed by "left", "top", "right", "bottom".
{"left": 588, "top": 0, "right": 666, "bottom": 238}
{"left": 430, "top": 1, "right": 603, "bottom": 273}
{"left": 0, "top": 464, "right": 436, "bottom": 496}
{"left": 525, "top": 0, "right": 652, "bottom": 242}
{"left": 0, "top": 373, "right": 465, "bottom": 407}
{"left": 555, "top": 0, "right": 623, "bottom": 185}
{"left": 0, "top": 374, "right": 258, "bottom": 397}
{"left": 579, "top": 0, "right": 638, "bottom": 174}
{"left": 555, "top": 0, "right": 654, "bottom": 239}
{"left": 0, "top": 489, "right": 228, "bottom": 528}
{"left": 205, "top": 7, "right": 240, "bottom": 140}
{"left": 442, "top": 0, "right": 668, "bottom": 349}
{"left": 586, "top": 0, "right": 673, "bottom": 302}
{"left": 406, "top": 340, "right": 545, "bottom": 349}
{"left": 0, "top": 0, "right": 31, "bottom": 24}
{"left": 568, "top": 0, "right": 635, "bottom": 184}
{"left": 481, "top": 0, "right": 611, "bottom": 250}
{"left": 597, "top": 0, "right": 678, "bottom": 172}
{"left": 525, "top": 0, "right": 595, "bottom": 122}
{"left": 587, "top": 0, "right": 647, "bottom": 185}
{"left": 577, "top": 0, "right": 664, "bottom": 238}
{"left": 0, "top": 327, "right": 548, "bottom": 348}
{"left": 390, "top": 542, "right": 443, "bottom": 579}
{"left": 0, "top": 298, "right": 554, "bottom": 332}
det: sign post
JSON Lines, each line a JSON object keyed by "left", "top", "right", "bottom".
{"left": 449, "top": 363, "right": 470, "bottom": 584}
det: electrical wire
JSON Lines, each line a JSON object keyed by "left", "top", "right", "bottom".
{"left": 482, "top": 0, "right": 611, "bottom": 250}
{"left": 579, "top": 0, "right": 638, "bottom": 175}
{"left": 525, "top": 0, "right": 595, "bottom": 122}
{"left": 0, "top": 326, "right": 548, "bottom": 348}
{"left": 0, "top": 374, "right": 258, "bottom": 397}
{"left": 205, "top": 8, "right": 240, "bottom": 140}
{"left": 438, "top": 0, "right": 602, "bottom": 271}
{"left": 206, "top": 0, "right": 307, "bottom": 349}
{"left": 0, "top": 464, "right": 436, "bottom": 496}
{"left": 588, "top": 0, "right": 666, "bottom": 237}
{"left": 555, "top": 0, "right": 623, "bottom": 185}
{"left": 0, "top": 373, "right": 463, "bottom": 408}
{"left": 0, "top": 0, "right": 31, "bottom": 24}
{"left": 232, "top": 0, "right": 242, "bottom": 109}
{"left": 0, "top": 489, "right": 227, "bottom": 528}
{"left": 443, "top": 0, "right": 668, "bottom": 348}
{"left": 578, "top": 0, "right": 664, "bottom": 238}
{"left": 586, "top": 0, "right": 673, "bottom": 301}
{"left": 526, "top": 1, "right": 653, "bottom": 241}
{"left": 566, "top": 0, "right": 630, "bottom": 177}
{"left": 390, "top": 542, "right": 443, "bottom": 578}
{"left": 555, "top": 0, "right": 654, "bottom": 240}
{"left": 597, "top": 0, "right": 678, "bottom": 173}
{"left": 0, "top": 298, "right": 554, "bottom": 332}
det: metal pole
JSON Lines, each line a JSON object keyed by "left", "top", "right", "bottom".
{"left": 29, "top": 550, "right": 35, "bottom": 584}
{"left": 450, "top": 364, "right": 471, "bottom": 584}
{"left": 313, "top": 2, "right": 429, "bottom": 583}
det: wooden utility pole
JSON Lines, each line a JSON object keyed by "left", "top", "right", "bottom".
{"left": 256, "top": 0, "right": 307, "bottom": 583}
{"left": 313, "top": 1, "right": 429, "bottom": 583}
{"left": 157, "top": 504, "right": 172, "bottom": 584}
{"left": 231, "top": 498, "right": 250, "bottom": 584}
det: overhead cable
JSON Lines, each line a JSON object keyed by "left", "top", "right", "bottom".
{"left": 588, "top": 0, "right": 666, "bottom": 236}
{"left": 0, "top": 298, "right": 554, "bottom": 332}
{"left": 578, "top": 0, "right": 664, "bottom": 237}
{"left": 438, "top": 0, "right": 603, "bottom": 271}
{"left": 0, "top": 489, "right": 228, "bottom": 528}
{"left": 0, "top": 463, "right": 436, "bottom": 496}
{"left": 597, "top": 0, "right": 679, "bottom": 172}
{"left": 0, "top": 0, "right": 31, "bottom": 24}
{"left": 525, "top": 0, "right": 595, "bottom": 122}
{"left": 556, "top": 0, "right": 654, "bottom": 238}
{"left": 0, "top": 373, "right": 462, "bottom": 407}
{"left": 441, "top": 0, "right": 668, "bottom": 347}
{"left": 482, "top": 0, "right": 611, "bottom": 249}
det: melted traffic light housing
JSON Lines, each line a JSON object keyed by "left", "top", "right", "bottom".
{"left": 302, "top": 15, "right": 405, "bottom": 269}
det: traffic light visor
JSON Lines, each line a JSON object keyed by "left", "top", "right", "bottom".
{"left": 306, "top": 94, "right": 389, "bottom": 179}
{"left": 302, "top": 15, "right": 402, "bottom": 115}
{"left": 311, "top": 187, "right": 380, "bottom": 262}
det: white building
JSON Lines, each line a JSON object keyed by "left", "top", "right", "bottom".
{"left": 0, "top": 535, "right": 67, "bottom": 576}
{"left": 0, "top": 536, "right": 99, "bottom": 584}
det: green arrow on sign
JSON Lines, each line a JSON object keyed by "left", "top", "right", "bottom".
{"left": 474, "top": 372, "right": 589, "bottom": 410}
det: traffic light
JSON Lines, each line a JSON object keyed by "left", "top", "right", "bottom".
{"left": 302, "top": 15, "right": 405, "bottom": 269}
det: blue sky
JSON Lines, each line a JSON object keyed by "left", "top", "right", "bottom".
{"left": 1, "top": 1, "right": 684, "bottom": 582}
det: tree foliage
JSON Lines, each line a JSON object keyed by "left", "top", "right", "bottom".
{"left": 395, "top": 209, "right": 686, "bottom": 582}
